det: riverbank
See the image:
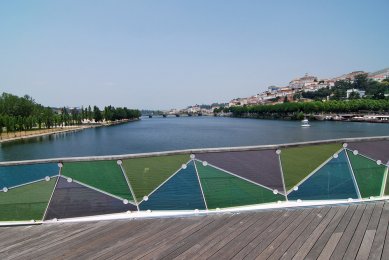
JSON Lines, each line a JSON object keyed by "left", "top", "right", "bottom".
{"left": 228, "top": 113, "right": 389, "bottom": 123}
{"left": 0, "top": 118, "right": 139, "bottom": 144}
{"left": 0, "top": 126, "right": 93, "bottom": 144}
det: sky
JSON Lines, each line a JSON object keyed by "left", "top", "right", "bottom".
{"left": 1, "top": 1, "right": 388, "bottom": 110}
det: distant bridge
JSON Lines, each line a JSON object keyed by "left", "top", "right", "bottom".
{"left": 146, "top": 112, "right": 205, "bottom": 118}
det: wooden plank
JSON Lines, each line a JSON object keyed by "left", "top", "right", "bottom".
{"left": 342, "top": 203, "right": 375, "bottom": 259}
{"left": 274, "top": 206, "right": 332, "bottom": 260}
{"left": 38, "top": 222, "right": 146, "bottom": 258}
{"left": 16, "top": 223, "right": 98, "bottom": 255}
{"left": 301, "top": 205, "right": 348, "bottom": 259}
{"left": 369, "top": 202, "right": 389, "bottom": 259}
{"left": 333, "top": 204, "right": 358, "bottom": 233}
{"left": 265, "top": 208, "right": 327, "bottom": 259}
{"left": 83, "top": 218, "right": 202, "bottom": 259}
{"left": 41, "top": 219, "right": 171, "bottom": 259}
{"left": 197, "top": 211, "right": 283, "bottom": 259}
{"left": 239, "top": 208, "right": 312, "bottom": 259}
{"left": 210, "top": 209, "right": 294, "bottom": 259}
{"left": 317, "top": 232, "right": 343, "bottom": 260}
{"left": 154, "top": 214, "right": 243, "bottom": 260}
{"left": 356, "top": 230, "right": 376, "bottom": 260}
{"left": 256, "top": 207, "right": 323, "bottom": 259}
{"left": 291, "top": 206, "right": 340, "bottom": 260}
{"left": 330, "top": 204, "right": 366, "bottom": 260}
{"left": 300, "top": 205, "right": 357, "bottom": 259}
{"left": 381, "top": 203, "right": 389, "bottom": 260}
{"left": 1, "top": 221, "right": 110, "bottom": 258}
{"left": 366, "top": 202, "right": 384, "bottom": 231}
{"left": 175, "top": 211, "right": 274, "bottom": 259}
{"left": 229, "top": 209, "right": 302, "bottom": 259}
{"left": 129, "top": 214, "right": 234, "bottom": 259}
{"left": 92, "top": 218, "right": 187, "bottom": 259}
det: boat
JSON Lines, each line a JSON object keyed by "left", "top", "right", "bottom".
{"left": 301, "top": 118, "right": 310, "bottom": 127}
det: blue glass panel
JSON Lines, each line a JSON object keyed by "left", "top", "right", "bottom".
{"left": 139, "top": 161, "right": 206, "bottom": 211}
{"left": 0, "top": 163, "right": 59, "bottom": 189}
{"left": 288, "top": 151, "right": 359, "bottom": 200}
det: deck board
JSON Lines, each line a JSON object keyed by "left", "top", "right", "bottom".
{"left": 343, "top": 203, "right": 375, "bottom": 259}
{"left": 330, "top": 204, "right": 366, "bottom": 259}
{"left": 229, "top": 209, "right": 302, "bottom": 259}
{"left": 1, "top": 201, "right": 389, "bottom": 259}
{"left": 369, "top": 203, "right": 389, "bottom": 259}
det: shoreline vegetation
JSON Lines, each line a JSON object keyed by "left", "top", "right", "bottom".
{"left": 0, "top": 118, "right": 138, "bottom": 143}
{"left": 0, "top": 92, "right": 141, "bottom": 143}
{"left": 225, "top": 99, "right": 389, "bottom": 123}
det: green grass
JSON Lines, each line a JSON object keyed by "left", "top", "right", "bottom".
{"left": 122, "top": 154, "right": 190, "bottom": 201}
{"left": 281, "top": 143, "right": 342, "bottom": 191}
{"left": 0, "top": 178, "right": 56, "bottom": 221}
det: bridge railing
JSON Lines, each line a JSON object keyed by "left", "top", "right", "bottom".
{"left": 0, "top": 136, "right": 388, "bottom": 224}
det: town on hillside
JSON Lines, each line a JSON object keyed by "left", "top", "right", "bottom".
{"left": 172, "top": 68, "right": 389, "bottom": 117}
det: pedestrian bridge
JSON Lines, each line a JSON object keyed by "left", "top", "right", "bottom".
{"left": 0, "top": 136, "right": 388, "bottom": 225}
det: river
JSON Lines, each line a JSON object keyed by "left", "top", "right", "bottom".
{"left": 0, "top": 116, "right": 388, "bottom": 161}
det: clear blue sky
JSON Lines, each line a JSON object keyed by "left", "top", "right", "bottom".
{"left": 1, "top": 0, "right": 388, "bottom": 110}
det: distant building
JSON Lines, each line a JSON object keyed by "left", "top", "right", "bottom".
{"left": 346, "top": 89, "right": 366, "bottom": 99}
{"left": 289, "top": 73, "right": 318, "bottom": 89}
{"left": 368, "top": 68, "right": 389, "bottom": 82}
{"left": 267, "top": 85, "right": 280, "bottom": 93}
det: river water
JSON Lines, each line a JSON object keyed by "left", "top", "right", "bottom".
{"left": 0, "top": 116, "right": 388, "bottom": 161}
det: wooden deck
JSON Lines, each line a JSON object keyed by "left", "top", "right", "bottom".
{"left": 1, "top": 201, "right": 389, "bottom": 259}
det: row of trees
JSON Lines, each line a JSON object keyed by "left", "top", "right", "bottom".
{"left": 229, "top": 99, "right": 389, "bottom": 119}
{"left": 0, "top": 92, "right": 141, "bottom": 137}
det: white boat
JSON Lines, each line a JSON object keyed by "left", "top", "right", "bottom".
{"left": 301, "top": 119, "right": 310, "bottom": 127}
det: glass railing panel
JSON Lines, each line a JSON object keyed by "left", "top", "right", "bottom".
{"left": 347, "top": 150, "right": 386, "bottom": 198}
{"left": 61, "top": 160, "right": 134, "bottom": 202}
{"left": 195, "top": 161, "right": 285, "bottom": 209}
{"left": 0, "top": 177, "right": 56, "bottom": 221}
{"left": 195, "top": 150, "right": 285, "bottom": 194}
{"left": 44, "top": 176, "right": 136, "bottom": 220}
{"left": 347, "top": 140, "right": 389, "bottom": 165}
{"left": 139, "top": 161, "right": 206, "bottom": 211}
{"left": 280, "top": 143, "right": 342, "bottom": 193}
{"left": 122, "top": 154, "right": 190, "bottom": 202}
{"left": 0, "top": 163, "right": 59, "bottom": 189}
{"left": 288, "top": 151, "right": 359, "bottom": 201}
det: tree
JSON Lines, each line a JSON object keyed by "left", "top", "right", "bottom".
{"left": 348, "top": 92, "right": 360, "bottom": 100}
{"left": 331, "top": 89, "right": 346, "bottom": 100}
{"left": 93, "top": 106, "right": 103, "bottom": 122}
{"left": 293, "top": 92, "right": 302, "bottom": 101}
{"left": 353, "top": 73, "right": 368, "bottom": 90}
{"left": 87, "top": 105, "right": 93, "bottom": 120}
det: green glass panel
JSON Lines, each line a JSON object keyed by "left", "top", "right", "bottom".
{"left": 347, "top": 150, "right": 386, "bottom": 198}
{"left": 281, "top": 143, "right": 342, "bottom": 191}
{"left": 122, "top": 154, "right": 190, "bottom": 201}
{"left": 61, "top": 161, "right": 133, "bottom": 201}
{"left": 195, "top": 161, "right": 285, "bottom": 209}
{"left": 0, "top": 178, "right": 56, "bottom": 221}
